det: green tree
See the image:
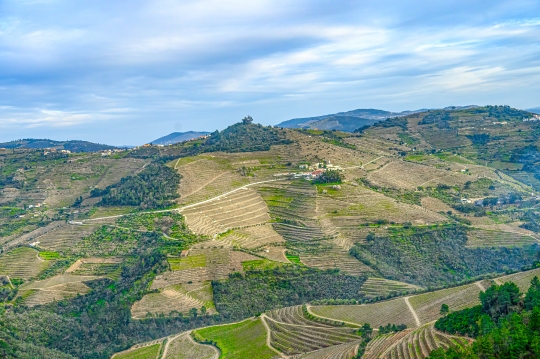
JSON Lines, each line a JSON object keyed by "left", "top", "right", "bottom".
{"left": 440, "top": 303, "right": 449, "bottom": 316}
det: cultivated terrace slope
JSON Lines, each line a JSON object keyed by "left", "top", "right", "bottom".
{"left": 0, "top": 113, "right": 539, "bottom": 358}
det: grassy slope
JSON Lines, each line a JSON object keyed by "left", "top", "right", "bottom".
{"left": 193, "top": 318, "right": 276, "bottom": 359}
{"left": 113, "top": 343, "right": 161, "bottom": 359}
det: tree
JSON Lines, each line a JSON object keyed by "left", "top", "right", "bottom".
{"left": 440, "top": 303, "right": 449, "bottom": 316}
{"left": 189, "top": 307, "right": 198, "bottom": 318}
{"left": 242, "top": 116, "right": 254, "bottom": 124}
{"left": 314, "top": 170, "right": 344, "bottom": 184}
{"left": 479, "top": 282, "right": 521, "bottom": 320}
{"left": 201, "top": 306, "right": 207, "bottom": 316}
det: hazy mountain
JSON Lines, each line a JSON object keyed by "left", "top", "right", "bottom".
{"left": 151, "top": 131, "right": 211, "bottom": 145}
{"left": 0, "top": 138, "right": 116, "bottom": 152}
{"left": 527, "top": 107, "right": 540, "bottom": 114}
{"left": 276, "top": 108, "right": 427, "bottom": 132}
{"left": 276, "top": 107, "right": 480, "bottom": 132}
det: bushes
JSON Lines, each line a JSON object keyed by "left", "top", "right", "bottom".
{"left": 349, "top": 226, "right": 540, "bottom": 287}
{"left": 431, "top": 277, "right": 540, "bottom": 358}
{"left": 91, "top": 163, "right": 180, "bottom": 209}
{"left": 314, "top": 170, "right": 344, "bottom": 184}
{"left": 204, "top": 122, "right": 291, "bottom": 153}
{"left": 212, "top": 266, "right": 367, "bottom": 320}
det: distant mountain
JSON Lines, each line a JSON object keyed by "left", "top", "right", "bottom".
{"left": 151, "top": 131, "right": 211, "bottom": 145}
{"left": 276, "top": 108, "right": 427, "bottom": 132}
{"left": 0, "top": 138, "right": 116, "bottom": 152}
{"left": 276, "top": 107, "right": 480, "bottom": 132}
{"left": 527, "top": 107, "right": 540, "bottom": 114}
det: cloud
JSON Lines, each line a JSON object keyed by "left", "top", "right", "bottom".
{"left": 0, "top": 0, "right": 539, "bottom": 144}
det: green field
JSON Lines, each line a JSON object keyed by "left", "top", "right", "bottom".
{"left": 285, "top": 254, "right": 302, "bottom": 264}
{"left": 193, "top": 318, "right": 276, "bottom": 359}
{"left": 241, "top": 259, "right": 283, "bottom": 271}
{"left": 38, "top": 251, "right": 61, "bottom": 260}
{"left": 113, "top": 343, "right": 161, "bottom": 359}
{"left": 168, "top": 254, "right": 206, "bottom": 271}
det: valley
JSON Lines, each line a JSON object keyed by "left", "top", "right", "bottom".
{"left": 0, "top": 106, "right": 539, "bottom": 358}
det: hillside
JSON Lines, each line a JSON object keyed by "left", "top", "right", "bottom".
{"left": 276, "top": 107, "right": 479, "bottom": 132}
{"left": 0, "top": 109, "right": 539, "bottom": 358}
{"left": 0, "top": 138, "right": 117, "bottom": 152}
{"left": 151, "top": 131, "right": 211, "bottom": 145}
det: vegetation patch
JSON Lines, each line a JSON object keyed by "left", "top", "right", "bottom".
{"left": 38, "top": 251, "right": 61, "bottom": 260}
{"left": 431, "top": 277, "right": 540, "bottom": 358}
{"left": 113, "top": 343, "right": 161, "bottom": 359}
{"left": 350, "top": 225, "right": 540, "bottom": 287}
{"left": 212, "top": 266, "right": 367, "bottom": 319}
{"left": 168, "top": 254, "right": 207, "bottom": 271}
{"left": 91, "top": 163, "right": 180, "bottom": 209}
{"left": 193, "top": 318, "right": 276, "bottom": 359}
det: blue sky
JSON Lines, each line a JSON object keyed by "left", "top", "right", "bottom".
{"left": 1, "top": 0, "right": 539, "bottom": 145}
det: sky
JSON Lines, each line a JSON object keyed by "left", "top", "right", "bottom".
{"left": 0, "top": 0, "right": 539, "bottom": 145}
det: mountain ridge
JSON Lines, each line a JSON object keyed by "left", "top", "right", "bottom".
{"left": 0, "top": 138, "right": 117, "bottom": 152}
{"left": 151, "top": 131, "right": 211, "bottom": 145}
{"left": 277, "top": 106, "right": 478, "bottom": 132}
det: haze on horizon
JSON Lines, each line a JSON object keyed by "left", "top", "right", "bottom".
{"left": 0, "top": 0, "right": 539, "bottom": 145}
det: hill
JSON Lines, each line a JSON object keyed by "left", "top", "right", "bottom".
{"left": 151, "top": 131, "right": 211, "bottom": 145}
{"left": 277, "top": 106, "right": 481, "bottom": 132}
{"left": 0, "top": 138, "right": 117, "bottom": 152}
{"left": 1, "top": 109, "right": 540, "bottom": 358}
{"left": 527, "top": 107, "right": 540, "bottom": 114}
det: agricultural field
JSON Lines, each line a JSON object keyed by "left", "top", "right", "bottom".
{"left": 17, "top": 274, "right": 100, "bottom": 307}
{"left": 35, "top": 223, "right": 102, "bottom": 251}
{"left": 162, "top": 332, "right": 217, "bottom": 359}
{"left": 132, "top": 281, "right": 216, "bottom": 318}
{"left": 112, "top": 342, "right": 162, "bottom": 359}
{"left": 3, "top": 111, "right": 540, "bottom": 358}
{"left": 363, "top": 323, "right": 471, "bottom": 359}
{"left": 317, "top": 183, "right": 446, "bottom": 226}
{"left": 0, "top": 246, "right": 51, "bottom": 280}
{"left": 466, "top": 229, "right": 537, "bottom": 247}
{"left": 309, "top": 298, "right": 418, "bottom": 329}
{"left": 366, "top": 160, "right": 470, "bottom": 190}
{"left": 310, "top": 268, "right": 540, "bottom": 331}
{"left": 181, "top": 188, "right": 270, "bottom": 237}
{"left": 192, "top": 318, "right": 277, "bottom": 359}
{"left": 215, "top": 223, "right": 285, "bottom": 250}
{"left": 66, "top": 257, "right": 123, "bottom": 279}
{"left": 408, "top": 283, "right": 482, "bottom": 325}
{"left": 175, "top": 157, "right": 252, "bottom": 205}
{"left": 359, "top": 278, "right": 422, "bottom": 299}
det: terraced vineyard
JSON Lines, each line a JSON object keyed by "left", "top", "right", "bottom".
{"left": 193, "top": 318, "right": 277, "bottom": 359}
{"left": 112, "top": 341, "right": 163, "bottom": 359}
{"left": 466, "top": 229, "right": 537, "bottom": 247}
{"left": 366, "top": 160, "right": 470, "bottom": 190}
{"left": 162, "top": 332, "right": 217, "bottom": 359}
{"left": 144, "top": 248, "right": 259, "bottom": 315}
{"left": 17, "top": 274, "right": 100, "bottom": 306}
{"left": 181, "top": 188, "right": 270, "bottom": 237}
{"left": 291, "top": 341, "right": 361, "bottom": 359}
{"left": 36, "top": 223, "right": 103, "bottom": 251}
{"left": 312, "top": 268, "right": 540, "bottom": 330}
{"left": 0, "top": 247, "right": 51, "bottom": 280}
{"left": 363, "top": 324, "right": 471, "bottom": 359}
{"left": 176, "top": 157, "right": 251, "bottom": 205}
{"left": 132, "top": 281, "right": 216, "bottom": 318}
{"left": 264, "top": 306, "right": 361, "bottom": 356}
{"left": 310, "top": 298, "right": 418, "bottom": 328}
{"left": 66, "top": 257, "right": 123, "bottom": 279}
{"left": 359, "top": 278, "right": 422, "bottom": 299}
{"left": 317, "top": 184, "right": 445, "bottom": 227}
{"left": 215, "top": 223, "right": 285, "bottom": 249}
{"left": 408, "top": 283, "right": 482, "bottom": 326}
